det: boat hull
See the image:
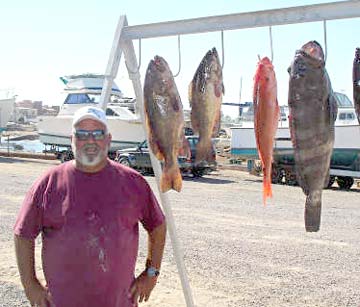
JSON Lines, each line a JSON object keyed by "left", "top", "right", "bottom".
{"left": 37, "top": 115, "right": 146, "bottom": 150}
{"left": 231, "top": 124, "right": 360, "bottom": 171}
{"left": 0, "top": 98, "right": 15, "bottom": 131}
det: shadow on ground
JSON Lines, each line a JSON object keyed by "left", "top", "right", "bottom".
{"left": 183, "top": 175, "right": 235, "bottom": 184}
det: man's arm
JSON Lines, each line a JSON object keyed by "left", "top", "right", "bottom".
{"left": 130, "top": 222, "right": 166, "bottom": 303}
{"left": 146, "top": 221, "right": 166, "bottom": 270}
{"left": 14, "top": 235, "right": 53, "bottom": 307}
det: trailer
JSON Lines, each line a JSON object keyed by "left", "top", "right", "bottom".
{"left": 231, "top": 123, "right": 360, "bottom": 190}
{"left": 270, "top": 138, "right": 360, "bottom": 189}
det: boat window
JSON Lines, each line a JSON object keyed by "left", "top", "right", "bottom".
{"left": 339, "top": 113, "right": 346, "bottom": 120}
{"left": 107, "top": 106, "right": 136, "bottom": 120}
{"left": 64, "top": 94, "right": 95, "bottom": 104}
{"left": 334, "top": 92, "right": 353, "bottom": 108}
{"left": 347, "top": 113, "right": 355, "bottom": 120}
{"left": 339, "top": 112, "right": 355, "bottom": 120}
{"left": 106, "top": 108, "right": 118, "bottom": 116}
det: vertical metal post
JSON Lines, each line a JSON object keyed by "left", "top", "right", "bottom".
{"left": 122, "top": 36, "right": 196, "bottom": 307}
{"left": 99, "top": 16, "right": 127, "bottom": 110}
{"left": 102, "top": 15, "right": 195, "bottom": 307}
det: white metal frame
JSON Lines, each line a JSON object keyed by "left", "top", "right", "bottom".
{"left": 100, "top": 1, "right": 360, "bottom": 306}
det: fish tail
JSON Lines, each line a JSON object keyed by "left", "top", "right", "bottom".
{"left": 262, "top": 176, "right": 273, "bottom": 206}
{"left": 160, "top": 165, "right": 182, "bottom": 193}
{"left": 304, "top": 191, "right": 322, "bottom": 232}
{"left": 195, "top": 139, "right": 215, "bottom": 164}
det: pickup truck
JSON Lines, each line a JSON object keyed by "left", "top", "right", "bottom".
{"left": 115, "top": 136, "right": 217, "bottom": 177}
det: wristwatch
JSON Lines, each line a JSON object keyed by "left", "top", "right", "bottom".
{"left": 146, "top": 266, "right": 160, "bottom": 277}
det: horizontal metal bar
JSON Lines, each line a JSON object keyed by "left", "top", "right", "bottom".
{"left": 330, "top": 169, "right": 360, "bottom": 177}
{"left": 122, "top": 0, "right": 360, "bottom": 40}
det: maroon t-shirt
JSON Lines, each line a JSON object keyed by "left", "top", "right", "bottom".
{"left": 14, "top": 159, "right": 165, "bottom": 307}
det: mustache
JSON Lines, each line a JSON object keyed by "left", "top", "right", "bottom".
{"left": 82, "top": 144, "right": 100, "bottom": 150}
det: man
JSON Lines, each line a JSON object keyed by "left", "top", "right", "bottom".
{"left": 14, "top": 106, "right": 166, "bottom": 307}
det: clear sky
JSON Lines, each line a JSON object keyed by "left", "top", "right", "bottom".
{"left": 0, "top": 0, "right": 359, "bottom": 117}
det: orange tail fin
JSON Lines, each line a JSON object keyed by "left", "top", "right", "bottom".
{"left": 262, "top": 176, "right": 273, "bottom": 206}
{"left": 160, "top": 165, "right": 183, "bottom": 193}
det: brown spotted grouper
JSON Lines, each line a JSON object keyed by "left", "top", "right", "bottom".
{"left": 143, "top": 56, "right": 184, "bottom": 193}
{"left": 288, "top": 41, "right": 337, "bottom": 232}
{"left": 189, "top": 47, "right": 224, "bottom": 164}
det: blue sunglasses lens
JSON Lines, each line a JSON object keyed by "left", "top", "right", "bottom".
{"left": 75, "top": 130, "right": 106, "bottom": 141}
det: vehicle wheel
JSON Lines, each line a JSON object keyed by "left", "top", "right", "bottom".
{"left": 271, "top": 167, "right": 283, "bottom": 184}
{"left": 60, "top": 151, "right": 73, "bottom": 163}
{"left": 285, "top": 169, "right": 298, "bottom": 186}
{"left": 325, "top": 175, "right": 336, "bottom": 188}
{"left": 337, "top": 176, "right": 354, "bottom": 190}
{"left": 119, "top": 157, "right": 131, "bottom": 168}
{"left": 192, "top": 169, "right": 204, "bottom": 177}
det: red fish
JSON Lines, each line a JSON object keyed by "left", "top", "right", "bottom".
{"left": 253, "top": 57, "right": 280, "bottom": 205}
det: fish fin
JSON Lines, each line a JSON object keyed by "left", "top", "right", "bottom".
{"left": 188, "top": 81, "right": 193, "bottom": 107}
{"left": 160, "top": 165, "right": 182, "bottom": 193}
{"left": 253, "top": 76, "right": 260, "bottom": 109}
{"left": 190, "top": 111, "right": 200, "bottom": 134}
{"left": 178, "top": 134, "right": 191, "bottom": 159}
{"left": 262, "top": 177, "right": 273, "bottom": 206}
{"left": 195, "top": 138, "right": 215, "bottom": 164}
{"left": 304, "top": 191, "right": 322, "bottom": 232}
{"left": 147, "top": 131, "right": 164, "bottom": 161}
{"left": 212, "top": 110, "right": 221, "bottom": 137}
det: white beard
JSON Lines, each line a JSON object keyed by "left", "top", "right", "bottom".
{"left": 72, "top": 143, "right": 108, "bottom": 167}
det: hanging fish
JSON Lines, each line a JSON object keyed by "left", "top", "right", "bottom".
{"left": 253, "top": 56, "right": 280, "bottom": 205}
{"left": 288, "top": 41, "right": 337, "bottom": 232}
{"left": 353, "top": 47, "right": 360, "bottom": 124}
{"left": 189, "top": 47, "right": 224, "bottom": 164}
{"left": 143, "top": 55, "right": 184, "bottom": 193}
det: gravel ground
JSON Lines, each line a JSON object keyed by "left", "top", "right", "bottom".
{"left": 0, "top": 157, "right": 359, "bottom": 307}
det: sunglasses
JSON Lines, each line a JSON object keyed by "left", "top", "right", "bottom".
{"left": 74, "top": 129, "right": 106, "bottom": 141}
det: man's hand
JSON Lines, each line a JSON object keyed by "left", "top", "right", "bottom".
{"left": 24, "top": 279, "right": 53, "bottom": 307}
{"left": 129, "top": 271, "right": 158, "bottom": 303}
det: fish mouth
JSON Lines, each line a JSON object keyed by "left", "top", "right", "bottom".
{"left": 301, "top": 40, "right": 324, "bottom": 62}
{"left": 151, "top": 55, "right": 167, "bottom": 73}
{"left": 258, "top": 57, "right": 273, "bottom": 69}
{"left": 355, "top": 47, "right": 360, "bottom": 60}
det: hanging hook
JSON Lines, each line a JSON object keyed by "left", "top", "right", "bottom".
{"left": 126, "top": 38, "right": 142, "bottom": 74}
{"left": 173, "top": 35, "right": 182, "bottom": 77}
{"left": 221, "top": 30, "right": 225, "bottom": 69}
{"left": 269, "top": 26, "right": 274, "bottom": 62}
{"left": 323, "top": 20, "right": 328, "bottom": 62}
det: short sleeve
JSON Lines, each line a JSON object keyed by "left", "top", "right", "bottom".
{"left": 13, "top": 178, "right": 45, "bottom": 240}
{"left": 140, "top": 180, "right": 165, "bottom": 233}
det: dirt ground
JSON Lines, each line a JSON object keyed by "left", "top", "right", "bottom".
{"left": 0, "top": 157, "right": 359, "bottom": 307}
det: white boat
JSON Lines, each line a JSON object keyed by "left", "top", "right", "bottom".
{"left": 37, "top": 74, "right": 145, "bottom": 150}
{"left": 0, "top": 97, "right": 15, "bottom": 132}
{"left": 230, "top": 92, "right": 360, "bottom": 158}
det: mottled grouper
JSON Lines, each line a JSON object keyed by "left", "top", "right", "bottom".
{"left": 143, "top": 56, "right": 184, "bottom": 193}
{"left": 288, "top": 41, "right": 337, "bottom": 232}
{"left": 189, "top": 47, "right": 224, "bottom": 164}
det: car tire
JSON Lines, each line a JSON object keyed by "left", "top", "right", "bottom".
{"left": 192, "top": 168, "right": 204, "bottom": 177}
{"left": 325, "top": 175, "right": 336, "bottom": 189}
{"left": 119, "top": 157, "right": 131, "bottom": 168}
{"left": 337, "top": 176, "right": 354, "bottom": 190}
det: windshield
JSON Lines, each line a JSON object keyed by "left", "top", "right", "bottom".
{"left": 334, "top": 92, "right": 353, "bottom": 108}
{"left": 64, "top": 93, "right": 122, "bottom": 105}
